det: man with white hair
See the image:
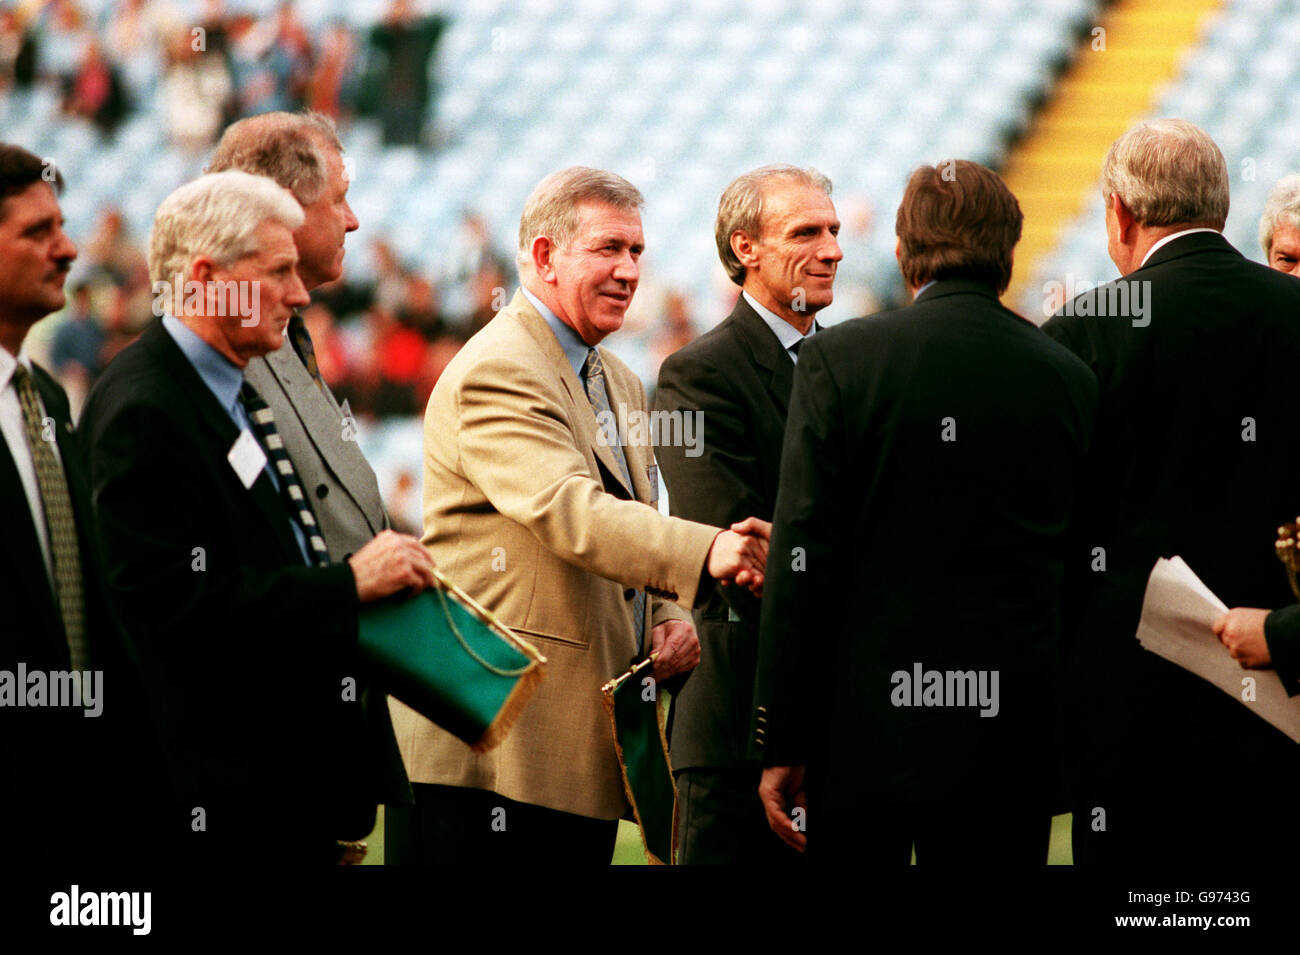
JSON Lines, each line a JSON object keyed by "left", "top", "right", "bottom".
{"left": 1259, "top": 173, "right": 1300, "bottom": 276}
{"left": 81, "top": 171, "right": 436, "bottom": 864}
{"left": 1043, "top": 119, "right": 1300, "bottom": 866}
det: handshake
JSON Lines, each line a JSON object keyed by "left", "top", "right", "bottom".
{"left": 705, "top": 517, "right": 772, "bottom": 597}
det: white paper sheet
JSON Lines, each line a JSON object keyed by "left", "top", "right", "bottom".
{"left": 1135, "top": 556, "right": 1300, "bottom": 743}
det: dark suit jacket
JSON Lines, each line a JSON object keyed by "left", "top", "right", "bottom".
{"left": 0, "top": 360, "right": 159, "bottom": 861}
{"left": 1042, "top": 232, "right": 1300, "bottom": 821}
{"left": 755, "top": 280, "right": 1097, "bottom": 826}
{"left": 654, "top": 294, "right": 794, "bottom": 770}
{"left": 81, "top": 320, "right": 380, "bottom": 860}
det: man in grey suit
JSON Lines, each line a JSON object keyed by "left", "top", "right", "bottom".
{"left": 207, "top": 111, "right": 412, "bottom": 840}
{"left": 653, "top": 165, "right": 841, "bottom": 863}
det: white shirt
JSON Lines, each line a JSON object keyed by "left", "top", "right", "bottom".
{"left": 742, "top": 291, "right": 816, "bottom": 364}
{"left": 0, "top": 345, "right": 63, "bottom": 587}
{"left": 1140, "top": 227, "right": 1220, "bottom": 268}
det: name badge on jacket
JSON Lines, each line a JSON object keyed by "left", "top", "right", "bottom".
{"left": 646, "top": 464, "right": 660, "bottom": 508}
{"left": 228, "top": 429, "right": 267, "bottom": 489}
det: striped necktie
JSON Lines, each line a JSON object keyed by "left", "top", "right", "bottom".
{"left": 12, "top": 364, "right": 87, "bottom": 669}
{"left": 583, "top": 347, "right": 646, "bottom": 654}
{"left": 239, "top": 380, "right": 331, "bottom": 566}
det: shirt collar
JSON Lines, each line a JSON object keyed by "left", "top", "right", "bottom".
{"left": 915, "top": 279, "right": 938, "bottom": 298}
{"left": 162, "top": 314, "right": 245, "bottom": 415}
{"left": 742, "top": 290, "right": 815, "bottom": 355}
{"left": 1140, "top": 227, "right": 1220, "bottom": 267}
{"left": 522, "top": 286, "right": 591, "bottom": 378}
{"left": 0, "top": 342, "right": 33, "bottom": 393}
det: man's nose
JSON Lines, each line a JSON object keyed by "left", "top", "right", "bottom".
{"left": 613, "top": 252, "right": 639, "bottom": 283}
{"left": 823, "top": 233, "right": 844, "bottom": 263}
{"left": 54, "top": 228, "right": 78, "bottom": 264}
{"left": 287, "top": 273, "right": 311, "bottom": 307}
{"left": 344, "top": 200, "right": 359, "bottom": 233}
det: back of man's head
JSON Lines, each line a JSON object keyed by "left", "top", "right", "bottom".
{"left": 0, "top": 143, "right": 62, "bottom": 218}
{"left": 207, "top": 110, "right": 342, "bottom": 206}
{"left": 149, "top": 171, "right": 304, "bottom": 288}
{"left": 895, "top": 160, "right": 1022, "bottom": 294}
{"left": 516, "top": 166, "right": 643, "bottom": 268}
{"left": 1100, "top": 118, "right": 1229, "bottom": 230}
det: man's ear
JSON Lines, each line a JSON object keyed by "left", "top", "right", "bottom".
{"left": 1111, "top": 193, "right": 1137, "bottom": 244}
{"left": 731, "top": 230, "right": 759, "bottom": 272}
{"left": 531, "top": 235, "right": 558, "bottom": 284}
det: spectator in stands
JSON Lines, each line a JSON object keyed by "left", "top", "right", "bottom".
{"left": 160, "top": 27, "right": 232, "bottom": 154}
{"left": 62, "top": 38, "right": 129, "bottom": 139}
{"left": 0, "top": 7, "right": 38, "bottom": 91}
{"left": 308, "top": 19, "right": 357, "bottom": 120}
{"left": 361, "top": 0, "right": 445, "bottom": 147}
{"left": 50, "top": 280, "right": 104, "bottom": 407}
{"left": 1260, "top": 173, "right": 1300, "bottom": 277}
{"left": 34, "top": 0, "right": 89, "bottom": 82}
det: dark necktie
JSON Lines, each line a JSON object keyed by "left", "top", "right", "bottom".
{"left": 583, "top": 348, "right": 646, "bottom": 654}
{"left": 239, "top": 380, "right": 331, "bottom": 566}
{"left": 287, "top": 312, "right": 325, "bottom": 391}
{"left": 12, "top": 364, "right": 87, "bottom": 668}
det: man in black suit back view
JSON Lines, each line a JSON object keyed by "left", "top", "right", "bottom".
{"left": 1042, "top": 119, "right": 1300, "bottom": 866}
{"left": 756, "top": 160, "right": 1097, "bottom": 864}
{"left": 654, "top": 164, "right": 841, "bottom": 864}
{"left": 0, "top": 143, "right": 159, "bottom": 864}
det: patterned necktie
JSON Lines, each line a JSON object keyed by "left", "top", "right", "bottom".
{"left": 287, "top": 312, "right": 325, "bottom": 392}
{"left": 238, "top": 380, "right": 331, "bottom": 566}
{"left": 12, "top": 364, "right": 87, "bottom": 669}
{"left": 583, "top": 347, "right": 646, "bottom": 654}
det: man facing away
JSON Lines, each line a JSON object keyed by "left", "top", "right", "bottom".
{"left": 757, "top": 160, "right": 1097, "bottom": 865}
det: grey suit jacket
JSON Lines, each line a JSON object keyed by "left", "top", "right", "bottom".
{"left": 244, "top": 343, "right": 410, "bottom": 806}
{"left": 244, "top": 345, "right": 388, "bottom": 559}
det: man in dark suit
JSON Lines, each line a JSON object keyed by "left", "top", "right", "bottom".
{"left": 756, "top": 160, "right": 1097, "bottom": 864}
{"left": 81, "top": 170, "right": 436, "bottom": 863}
{"left": 653, "top": 164, "right": 840, "bottom": 864}
{"left": 206, "top": 110, "right": 412, "bottom": 834}
{"left": 0, "top": 143, "right": 158, "bottom": 864}
{"left": 1041, "top": 119, "right": 1300, "bottom": 866}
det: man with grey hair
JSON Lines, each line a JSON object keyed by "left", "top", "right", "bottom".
{"left": 1259, "top": 173, "right": 1300, "bottom": 276}
{"left": 1043, "top": 118, "right": 1300, "bottom": 866}
{"left": 387, "top": 165, "right": 772, "bottom": 864}
{"left": 208, "top": 113, "right": 413, "bottom": 836}
{"left": 81, "top": 171, "right": 436, "bottom": 864}
{"left": 651, "top": 164, "right": 839, "bottom": 864}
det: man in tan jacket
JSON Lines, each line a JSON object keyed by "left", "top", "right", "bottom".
{"left": 387, "top": 167, "right": 769, "bottom": 863}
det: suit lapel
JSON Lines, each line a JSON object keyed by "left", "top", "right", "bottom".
{"left": 730, "top": 296, "right": 796, "bottom": 417}
{"left": 140, "top": 321, "right": 304, "bottom": 565}
{"left": 254, "top": 346, "right": 383, "bottom": 535}
{"left": 511, "top": 293, "right": 635, "bottom": 498}
{"left": 0, "top": 425, "right": 64, "bottom": 652}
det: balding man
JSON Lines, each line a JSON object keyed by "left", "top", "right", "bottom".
{"left": 1043, "top": 119, "right": 1300, "bottom": 866}
{"left": 81, "top": 172, "right": 436, "bottom": 863}
{"left": 1259, "top": 173, "right": 1300, "bottom": 276}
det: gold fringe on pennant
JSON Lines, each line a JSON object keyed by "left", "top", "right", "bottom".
{"left": 600, "top": 655, "right": 678, "bottom": 866}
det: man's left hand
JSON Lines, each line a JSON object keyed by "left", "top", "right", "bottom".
{"left": 650, "top": 619, "right": 701, "bottom": 682}
{"left": 1213, "top": 607, "right": 1273, "bottom": 668}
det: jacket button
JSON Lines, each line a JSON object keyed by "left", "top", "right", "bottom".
{"left": 624, "top": 588, "right": 635, "bottom": 600}
{"left": 316, "top": 484, "right": 329, "bottom": 499}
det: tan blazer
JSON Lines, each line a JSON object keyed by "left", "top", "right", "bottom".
{"left": 389, "top": 291, "right": 719, "bottom": 819}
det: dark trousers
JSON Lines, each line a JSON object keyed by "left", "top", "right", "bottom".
{"left": 810, "top": 799, "right": 1051, "bottom": 865}
{"left": 675, "top": 766, "right": 804, "bottom": 865}
{"left": 385, "top": 783, "right": 619, "bottom": 864}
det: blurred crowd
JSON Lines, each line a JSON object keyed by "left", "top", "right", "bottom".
{"left": 0, "top": 0, "right": 445, "bottom": 148}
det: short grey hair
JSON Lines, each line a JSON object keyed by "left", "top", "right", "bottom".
{"left": 716, "top": 164, "right": 832, "bottom": 285}
{"left": 517, "top": 166, "right": 644, "bottom": 266}
{"left": 206, "top": 110, "right": 344, "bottom": 206}
{"left": 1099, "top": 118, "right": 1229, "bottom": 229}
{"left": 149, "top": 171, "right": 305, "bottom": 286}
{"left": 1259, "top": 173, "right": 1300, "bottom": 255}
